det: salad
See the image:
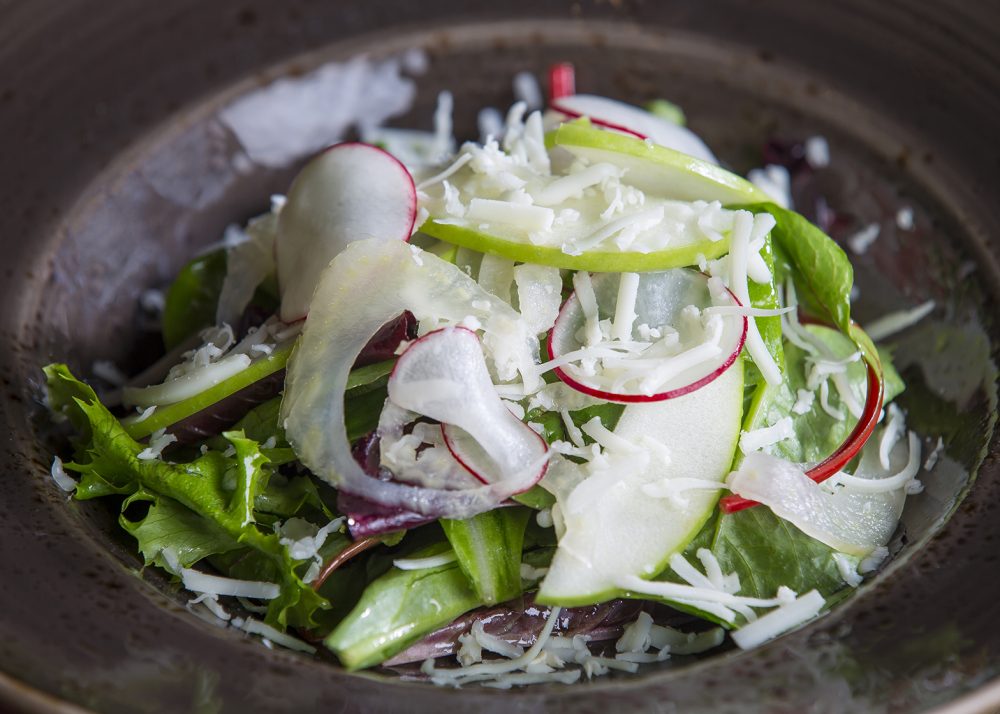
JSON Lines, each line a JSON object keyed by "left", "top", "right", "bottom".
{"left": 44, "top": 63, "right": 929, "bottom": 687}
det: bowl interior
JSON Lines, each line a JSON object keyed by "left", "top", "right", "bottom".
{"left": 2, "top": 12, "right": 999, "bottom": 714}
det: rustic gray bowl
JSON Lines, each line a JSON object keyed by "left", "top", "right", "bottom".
{"left": 1, "top": 2, "right": 998, "bottom": 712}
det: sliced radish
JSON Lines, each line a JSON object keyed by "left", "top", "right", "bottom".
{"left": 281, "top": 238, "right": 540, "bottom": 519}
{"left": 441, "top": 419, "right": 549, "bottom": 487}
{"left": 547, "top": 62, "right": 576, "bottom": 102}
{"left": 388, "top": 327, "right": 548, "bottom": 493}
{"left": 546, "top": 270, "right": 747, "bottom": 402}
{"left": 551, "top": 94, "right": 718, "bottom": 165}
{"left": 276, "top": 142, "right": 417, "bottom": 322}
{"left": 376, "top": 402, "right": 482, "bottom": 491}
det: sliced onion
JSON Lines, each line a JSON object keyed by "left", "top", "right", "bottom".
{"left": 389, "top": 327, "right": 548, "bottom": 493}
{"left": 281, "top": 238, "right": 540, "bottom": 519}
{"left": 550, "top": 94, "right": 718, "bottom": 164}
{"left": 546, "top": 270, "right": 746, "bottom": 402}
{"left": 725, "top": 427, "right": 912, "bottom": 556}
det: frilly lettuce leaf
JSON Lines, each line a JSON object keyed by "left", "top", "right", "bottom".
{"left": 44, "top": 363, "right": 329, "bottom": 628}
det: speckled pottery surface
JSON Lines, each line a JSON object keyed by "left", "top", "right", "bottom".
{"left": 0, "top": 1, "right": 998, "bottom": 712}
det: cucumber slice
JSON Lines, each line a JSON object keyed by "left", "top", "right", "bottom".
{"left": 537, "top": 357, "right": 744, "bottom": 606}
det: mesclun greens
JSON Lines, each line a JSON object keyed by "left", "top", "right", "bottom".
{"left": 46, "top": 365, "right": 328, "bottom": 627}
{"left": 41, "top": 76, "right": 924, "bottom": 686}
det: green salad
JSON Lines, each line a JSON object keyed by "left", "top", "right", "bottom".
{"left": 45, "top": 64, "right": 929, "bottom": 687}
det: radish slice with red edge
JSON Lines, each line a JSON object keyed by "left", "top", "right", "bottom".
{"left": 276, "top": 142, "right": 417, "bottom": 322}
{"left": 548, "top": 62, "right": 576, "bottom": 102}
{"left": 546, "top": 269, "right": 747, "bottom": 403}
{"left": 719, "top": 335, "right": 884, "bottom": 514}
{"left": 375, "top": 402, "right": 483, "bottom": 491}
{"left": 388, "top": 327, "right": 548, "bottom": 494}
{"left": 550, "top": 94, "right": 719, "bottom": 164}
{"left": 441, "top": 420, "right": 548, "bottom": 487}
{"left": 281, "top": 237, "right": 541, "bottom": 520}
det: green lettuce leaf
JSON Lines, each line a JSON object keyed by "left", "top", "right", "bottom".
{"left": 745, "top": 233, "right": 785, "bottom": 385}
{"left": 740, "top": 202, "right": 853, "bottom": 334}
{"left": 162, "top": 251, "right": 228, "bottom": 350}
{"left": 325, "top": 541, "right": 481, "bottom": 670}
{"left": 743, "top": 325, "right": 868, "bottom": 466}
{"left": 699, "top": 508, "right": 853, "bottom": 601}
{"left": 121, "top": 491, "right": 243, "bottom": 569}
{"left": 441, "top": 507, "right": 530, "bottom": 604}
{"left": 45, "top": 364, "right": 329, "bottom": 629}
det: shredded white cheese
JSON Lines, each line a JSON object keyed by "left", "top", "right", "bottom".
{"left": 50, "top": 456, "right": 76, "bottom": 492}
{"left": 923, "top": 436, "right": 945, "bottom": 471}
{"left": 394, "top": 551, "right": 458, "bottom": 571}
{"left": 859, "top": 546, "right": 890, "bottom": 574}
{"left": 832, "top": 553, "right": 863, "bottom": 588}
{"left": 792, "top": 388, "right": 815, "bottom": 415}
{"left": 137, "top": 429, "right": 177, "bottom": 461}
{"left": 180, "top": 570, "right": 280, "bottom": 600}
{"left": 512, "top": 71, "right": 543, "bottom": 112}
{"left": 847, "top": 223, "right": 880, "bottom": 255}
{"left": 896, "top": 206, "right": 915, "bottom": 231}
{"left": 729, "top": 211, "right": 782, "bottom": 386}
{"left": 832, "top": 431, "right": 921, "bottom": 493}
{"left": 865, "top": 300, "right": 936, "bottom": 342}
{"left": 804, "top": 136, "right": 830, "bottom": 168}
{"left": 233, "top": 617, "right": 317, "bottom": 654}
{"left": 747, "top": 165, "right": 791, "bottom": 208}
{"left": 730, "top": 590, "right": 825, "bottom": 649}
{"left": 189, "top": 593, "right": 232, "bottom": 622}
{"left": 740, "top": 417, "right": 795, "bottom": 455}
{"left": 466, "top": 198, "right": 554, "bottom": 233}
{"left": 878, "top": 404, "right": 906, "bottom": 470}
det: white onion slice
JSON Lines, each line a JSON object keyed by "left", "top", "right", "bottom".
{"left": 389, "top": 327, "right": 548, "bottom": 492}
{"left": 281, "top": 238, "right": 540, "bottom": 519}
{"left": 551, "top": 94, "right": 718, "bottom": 164}
{"left": 547, "top": 270, "right": 746, "bottom": 402}
{"left": 726, "top": 428, "right": 913, "bottom": 556}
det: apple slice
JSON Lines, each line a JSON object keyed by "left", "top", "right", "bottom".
{"left": 552, "top": 121, "right": 769, "bottom": 205}
{"left": 551, "top": 94, "right": 719, "bottom": 164}
{"left": 420, "top": 121, "right": 765, "bottom": 271}
{"left": 546, "top": 270, "right": 746, "bottom": 402}
{"left": 537, "top": 356, "right": 744, "bottom": 606}
{"left": 421, "top": 215, "right": 734, "bottom": 273}
{"left": 276, "top": 142, "right": 417, "bottom": 322}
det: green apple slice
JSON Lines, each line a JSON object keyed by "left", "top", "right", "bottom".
{"left": 420, "top": 218, "right": 732, "bottom": 273}
{"left": 420, "top": 122, "right": 768, "bottom": 272}
{"left": 552, "top": 121, "right": 770, "bottom": 205}
{"left": 536, "top": 357, "right": 743, "bottom": 606}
